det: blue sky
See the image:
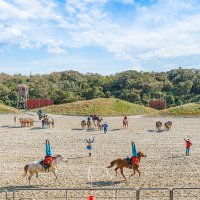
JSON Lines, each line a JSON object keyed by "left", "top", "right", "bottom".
{"left": 0, "top": 0, "right": 200, "bottom": 75}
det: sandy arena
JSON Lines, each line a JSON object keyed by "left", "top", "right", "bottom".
{"left": 0, "top": 113, "right": 200, "bottom": 199}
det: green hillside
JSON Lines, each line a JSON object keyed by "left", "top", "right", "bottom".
{"left": 42, "top": 98, "right": 157, "bottom": 116}
{"left": 160, "top": 103, "right": 200, "bottom": 116}
{"left": 0, "top": 103, "right": 21, "bottom": 114}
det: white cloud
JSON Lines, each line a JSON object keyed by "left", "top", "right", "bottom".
{"left": 0, "top": 0, "right": 200, "bottom": 69}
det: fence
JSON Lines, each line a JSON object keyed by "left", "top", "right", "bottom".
{"left": 149, "top": 100, "right": 166, "bottom": 110}
{"left": 0, "top": 189, "right": 8, "bottom": 200}
{"left": 10, "top": 187, "right": 200, "bottom": 200}
{"left": 26, "top": 99, "right": 53, "bottom": 110}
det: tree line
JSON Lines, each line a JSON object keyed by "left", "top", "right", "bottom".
{"left": 0, "top": 67, "right": 200, "bottom": 108}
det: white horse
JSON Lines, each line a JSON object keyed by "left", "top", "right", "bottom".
{"left": 46, "top": 118, "right": 54, "bottom": 128}
{"left": 23, "top": 154, "right": 68, "bottom": 185}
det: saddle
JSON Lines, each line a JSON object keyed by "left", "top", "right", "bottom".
{"left": 40, "top": 156, "right": 55, "bottom": 171}
{"left": 125, "top": 156, "right": 139, "bottom": 168}
{"left": 40, "top": 160, "right": 51, "bottom": 171}
{"left": 124, "top": 157, "right": 132, "bottom": 168}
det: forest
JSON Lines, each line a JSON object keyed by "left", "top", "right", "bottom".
{"left": 0, "top": 67, "right": 199, "bottom": 108}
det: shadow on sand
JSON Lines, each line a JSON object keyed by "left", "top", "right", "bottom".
{"left": 147, "top": 129, "right": 165, "bottom": 133}
{"left": 0, "top": 185, "right": 40, "bottom": 192}
{"left": 29, "top": 127, "right": 43, "bottom": 130}
{"left": 1, "top": 125, "right": 22, "bottom": 129}
{"left": 110, "top": 128, "right": 121, "bottom": 132}
{"left": 66, "top": 156, "right": 87, "bottom": 160}
{"left": 87, "top": 129, "right": 98, "bottom": 132}
{"left": 71, "top": 128, "right": 84, "bottom": 131}
{"left": 87, "top": 180, "right": 122, "bottom": 187}
{"left": 171, "top": 155, "right": 185, "bottom": 159}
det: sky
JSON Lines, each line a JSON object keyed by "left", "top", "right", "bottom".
{"left": 0, "top": 0, "right": 200, "bottom": 75}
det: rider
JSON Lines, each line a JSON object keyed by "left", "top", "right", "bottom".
{"left": 86, "top": 137, "right": 95, "bottom": 157}
{"left": 44, "top": 139, "right": 54, "bottom": 169}
{"left": 124, "top": 115, "right": 128, "bottom": 121}
{"left": 87, "top": 116, "right": 91, "bottom": 123}
{"left": 131, "top": 141, "right": 139, "bottom": 167}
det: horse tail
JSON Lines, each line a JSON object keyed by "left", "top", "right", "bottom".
{"left": 107, "top": 160, "right": 117, "bottom": 168}
{"left": 23, "top": 164, "right": 29, "bottom": 177}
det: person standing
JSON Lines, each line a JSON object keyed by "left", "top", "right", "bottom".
{"left": 14, "top": 116, "right": 17, "bottom": 125}
{"left": 42, "top": 118, "right": 45, "bottom": 129}
{"left": 103, "top": 122, "right": 108, "bottom": 134}
{"left": 86, "top": 137, "right": 95, "bottom": 157}
{"left": 184, "top": 138, "right": 192, "bottom": 156}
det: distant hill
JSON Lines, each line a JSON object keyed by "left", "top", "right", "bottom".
{"left": 0, "top": 103, "right": 21, "bottom": 114}
{"left": 159, "top": 103, "right": 200, "bottom": 116}
{"left": 42, "top": 98, "right": 157, "bottom": 116}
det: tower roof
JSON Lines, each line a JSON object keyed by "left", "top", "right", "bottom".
{"left": 19, "top": 83, "right": 27, "bottom": 89}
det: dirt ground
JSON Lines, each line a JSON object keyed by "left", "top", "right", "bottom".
{"left": 0, "top": 113, "right": 200, "bottom": 199}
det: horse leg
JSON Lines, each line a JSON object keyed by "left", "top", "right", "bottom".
{"left": 135, "top": 168, "right": 141, "bottom": 177}
{"left": 114, "top": 167, "right": 119, "bottom": 176}
{"left": 28, "top": 172, "right": 34, "bottom": 186}
{"left": 53, "top": 171, "right": 62, "bottom": 184}
{"left": 129, "top": 165, "right": 138, "bottom": 178}
{"left": 129, "top": 167, "right": 136, "bottom": 178}
{"left": 120, "top": 168, "right": 126, "bottom": 181}
{"left": 129, "top": 171, "right": 136, "bottom": 177}
{"left": 36, "top": 173, "right": 44, "bottom": 184}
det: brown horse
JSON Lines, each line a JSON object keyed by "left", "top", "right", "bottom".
{"left": 87, "top": 121, "right": 92, "bottom": 129}
{"left": 81, "top": 120, "right": 87, "bottom": 129}
{"left": 164, "top": 121, "right": 172, "bottom": 131}
{"left": 19, "top": 118, "right": 34, "bottom": 127}
{"left": 123, "top": 120, "right": 128, "bottom": 129}
{"left": 107, "top": 152, "right": 146, "bottom": 181}
{"left": 98, "top": 123, "right": 104, "bottom": 131}
{"left": 156, "top": 121, "right": 162, "bottom": 131}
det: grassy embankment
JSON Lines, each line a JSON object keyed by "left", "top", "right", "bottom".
{"left": 159, "top": 103, "right": 200, "bottom": 117}
{"left": 42, "top": 98, "right": 157, "bottom": 116}
{"left": 0, "top": 103, "right": 21, "bottom": 114}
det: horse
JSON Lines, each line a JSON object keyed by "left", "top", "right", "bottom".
{"left": 123, "top": 119, "right": 128, "bottom": 129}
{"left": 46, "top": 119, "right": 54, "bottom": 128}
{"left": 23, "top": 154, "right": 68, "bottom": 185}
{"left": 164, "top": 121, "right": 172, "bottom": 131}
{"left": 156, "top": 121, "right": 162, "bottom": 131}
{"left": 98, "top": 123, "right": 104, "bottom": 131}
{"left": 19, "top": 118, "right": 34, "bottom": 127}
{"left": 81, "top": 120, "right": 87, "bottom": 129}
{"left": 87, "top": 121, "right": 92, "bottom": 129}
{"left": 90, "top": 115, "right": 100, "bottom": 126}
{"left": 107, "top": 152, "right": 146, "bottom": 181}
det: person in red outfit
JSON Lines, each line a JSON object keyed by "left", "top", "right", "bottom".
{"left": 44, "top": 139, "right": 54, "bottom": 167}
{"left": 184, "top": 138, "right": 192, "bottom": 156}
